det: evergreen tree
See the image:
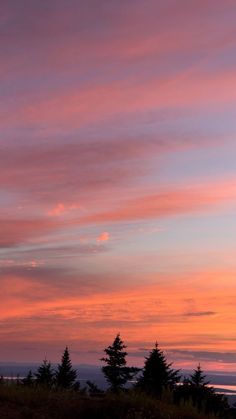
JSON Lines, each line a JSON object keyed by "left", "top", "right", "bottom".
{"left": 189, "top": 363, "right": 209, "bottom": 387}
{"left": 22, "top": 370, "right": 34, "bottom": 387}
{"left": 136, "top": 342, "right": 180, "bottom": 397}
{"left": 86, "top": 380, "right": 104, "bottom": 396}
{"left": 55, "top": 347, "right": 77, "bottom": 389}
{"left": 101, "top": 334, "right": 139, "bottom": 392}
{"left": 16, "top": 374, "right": 21, "bottom": 386}
{"left": 174, "top": 364, "right": 229, "bottom": 416}
{"left": 34, "top": 358, "right": 54, "bottom": 387}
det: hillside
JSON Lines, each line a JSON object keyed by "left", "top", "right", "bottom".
{"left": 0, "top": 385, "right": 228, "bottom": 419}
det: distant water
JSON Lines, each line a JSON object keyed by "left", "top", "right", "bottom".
{"left": 1, "top": 364, "right": 236, "bottom": 404}
{"left": 3, "top": 378, "right": 236, "bottom": 394}
{"left": 3, "top": 378, "right": 236, "bottom": 397}
{"left": 214, "top": 384, "right": 236, "bottom": 395}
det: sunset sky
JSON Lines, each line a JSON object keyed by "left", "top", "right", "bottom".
{"left": 1, "top": 0, "right": 236, "bottom": 371}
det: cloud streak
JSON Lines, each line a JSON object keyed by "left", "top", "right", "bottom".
{"left": 1, "top": 0, "right": 236, "bottom": 367}
{"left": 81, "top": 179, "right": 236, "bottom": 225}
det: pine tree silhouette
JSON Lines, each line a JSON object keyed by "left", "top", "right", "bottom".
{"left": 55, "top": 347, "right": 77, "bottom": 389}
{"left": 174, "top": 364, "right": 229, "bottom": 415}
{"left": 86, "top": 380, "right": 104, "bottom": 396}
{"left": 101, "top": 333, "right": 139, "bottom": 392}
{"left": 22, "top": 370, "right": 34, "bottom": 387}
{"left": 137, "top": 342, "right": 180, "bottom": 397}
{"left": 35, "top": 358, "right": 54, "bottom": 387}
{"left": 189, "top": 364, "right": 209, "bottom": 387}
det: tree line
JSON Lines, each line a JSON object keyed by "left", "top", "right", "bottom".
{"left": 1, "top": 334, "right": 232, "bottom": 417}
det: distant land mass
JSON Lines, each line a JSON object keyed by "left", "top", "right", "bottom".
{"left": 1, "top": 363, "right": 236, "bottom": 406}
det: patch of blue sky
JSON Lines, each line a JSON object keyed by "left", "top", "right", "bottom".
{"left": 101, "top": 210, "right": 236, "bottom": 270}
{"left": 158, "top": 108, "right": 236, "bottom": 137}
{"left": 0, "top": 190, "right": 20, "bottom": 208}
{"left": 202, "top": 46, "right": 236, "bottom": 74}
{"left": 146, "top": 142, "right": 236, "bottom": 185}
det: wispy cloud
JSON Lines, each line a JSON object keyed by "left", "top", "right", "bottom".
{"left": 81, "top": 179, "right": 236, "bottom": 225}
{"left": 183, "top": 311, "right": 217, "bottom": 317}
{"left": 1, "top": 0, "right": 236, "bottom": 365}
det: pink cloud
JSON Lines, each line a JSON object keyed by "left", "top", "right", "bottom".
{"left": 0, "top": 135, "right": 206, "bottom": 213}
{"left": 1, "top": 178, "right": 236, "bottom": 250}
{"left": 1, "top": 0, "right": 235, "bottom": 83}
{"left": 0, "top": 218, "right": 59, "bottom": 248}
{"left": 1, "top": 1, "right": 236, "bottom": 131}
{"left": 47, "top": 202, "right": 83, "bottom": 217}
{"left": 2, "top": 69, "right": 236, "bottom": 130}
{"left": 81, "top": 179, "right": 236, "bottom": 225}
{"left": 1, "top": 0, "right": 236, "bottom": 367}
{"left": 96, "top": 232, "right": 110, "bottom": 243}
{"left": 48, "top": 203, "right": 65, "bottom": 216}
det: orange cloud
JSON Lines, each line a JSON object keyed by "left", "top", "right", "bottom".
{"left": 96, "top": 232, "right": 110, "bottom": 243}
{"left": 48, "top": 203, "right": 65, "bottom": 216}
{"left": 47, "top": 202, "right": 83, "bottom": 217}
{"left": 0, "top": 269, "right": 236, "bottom": 366}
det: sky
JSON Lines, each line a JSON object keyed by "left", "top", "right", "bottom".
{"left": 1, "top": 0, "right": 236, "bottom": 371}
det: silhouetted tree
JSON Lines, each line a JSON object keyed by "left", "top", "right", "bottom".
{"left": 174, "top": 364, "right": 229, "bottom": 416}
{"left": 55, "top": 347, "right": 77, "bottom": 389}
{"left": 101, "top": 334, "right": 139, "bottom": 392}
{"left": 86, "top": 380, "right": 104, "bottom": 396}
{"left": 189, "top": 364, "right": 209, "bottom": 387}
{"left": 16, "top": 373, "right": 21, "bottom": 386}
{"left": 34, "top": 358, "right": 54, "bottom": 387}
{"left": 136, "top": 342, "right": 180, "bottom": 397}
{"left": 22, "top": 370, "right": 34, "bottom": 387}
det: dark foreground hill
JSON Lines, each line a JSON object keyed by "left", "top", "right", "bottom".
{"left": 0, "top": 385, "right": 234, "bottom": 419}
